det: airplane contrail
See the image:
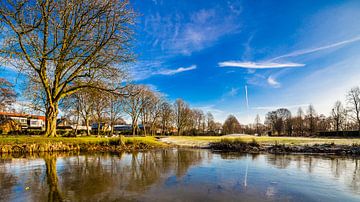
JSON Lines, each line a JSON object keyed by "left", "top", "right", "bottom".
{"left": 245, "top": 85, "right": 249, "bottom": 110}
{"left": 269, "top": 35, "right": 360, "bottom": 61}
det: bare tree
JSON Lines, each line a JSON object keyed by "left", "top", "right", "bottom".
{"left": 317, "top": 114, "right": 331, "bottom": 132}
{"left": 265, "top": 108, "right": 291, "bottom": 135}
{"left": 72, "top": 89, "right": 96, "bottom": 136}
{"left": 192, "top": 109, "right": 205, "bottom": 134}
{"left": 222, "top": 115, "right": 241, "bottom": 134}
{"left": 265, "top": 111, "right": 278, "bottom": 135}
{"left": 306, "top": 105, "right": 317, "bottom": 135}
{"left": 278, "top": 108, "right": 292, "bottom": 136}
{"left": 293, "top": 107, "right": 305, "bottom": 136}
{"left": 174, "top": 99, "right": 191, "bottom": 135}
{"left": 92, "top": 91, "right": 110, "bottom": 136}
{"left": 347, "top": 87, "right": 360, "bottom": 132}
{"left": 140, "top": 90, "right": 162, "bottom": 136}
{"left": 0, "top": 78, "right": 16, "bottom": 111}
{"left": 159, "top": 101, "right": 173, "bottom": 135}
{"left": 331, "top": 101, "right": 346, "bottom": 133}
{"left": 0, "top": 0, "right": 135, "bottom": 136}
{"left": 206, "top": 112, "right": 216, "bottom": 133}
{"left": 254, "top": 114, "right": 261, "bottom": 135}
{"left": 109, "top": 94, "right": 125, "bottom": 135}
{"left": 122, "top": 85, "right": 146, "bottom": 136}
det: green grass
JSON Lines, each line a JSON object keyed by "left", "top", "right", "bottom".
{"left": 0, "top": 135, "right": 166, "bottom": 147}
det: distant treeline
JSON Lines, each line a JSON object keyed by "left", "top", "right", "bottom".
{"left": 249, "top": 87, "right": 360, "bottom": 136}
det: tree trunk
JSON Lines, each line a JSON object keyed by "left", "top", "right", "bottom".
{"left": 97, "top": 121, "right": 101, "bottom": 136}
{"left": 132, "top": 117, "right": 137, "bottom": 136}
{"left": 132, "top": 124, "right": 136, "bottom": 136}
{"left": 144, "top": 124, "right": 147, "bottom": 136}
{"left": 111, "top": 122, "right": 114, "bottom": 136}
{"left": 85, "top": 118, "right": 90, "bottom": 136}
{"left": 45, "top": 104, "right": 58, "bottom": 137}
{"left": 74, "top": 111, "right": 80, "bottom": 135}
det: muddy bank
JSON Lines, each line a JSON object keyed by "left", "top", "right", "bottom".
{"left": 0, "top": 141, "right": 161, "bottom": 154}
{"left": 210, "top": 142, "right": 360, "bottom": 155}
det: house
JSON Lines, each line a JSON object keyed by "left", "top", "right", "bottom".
{"left": 57, "top": 117, "right": 74, "bottom": 130}
{"left": 91, "top": 122, "right": 112, "bottom": 132}
{"left": 0, "top": 112, "right": 45, "bottom": 130}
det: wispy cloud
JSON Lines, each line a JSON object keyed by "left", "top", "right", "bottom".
{"left": 228, "top": 87, "right": 239, "bottom": 96}
{"left": 252, "top": 104, "right": 309, "bottom": 111}
{"left": 220, "top": 87, "right": 239, "bottom": 101}
{"left": 270, "top": 35, "right": 360, "bottom": 61}
{"left": 267, "top": 76, "right": 280, "bottom": 88}
{"left": 218, "top": 61, "right": 305, "bottom": 69}
{"left": 219, "top": 35, "right": 360, "bottom": 69}
{"left": 144, "top": 6, "right": 241, "bottom": 56}
{"left": 157, "top": 65, "right": 197, "bottom": 75}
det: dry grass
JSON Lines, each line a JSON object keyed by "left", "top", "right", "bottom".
{"left": 160, "top": 135, "right": 360, "bottom": 147}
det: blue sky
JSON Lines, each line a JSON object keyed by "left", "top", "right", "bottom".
{"left": 129, "top": 0, "right": 360, "bottom": 123}
{"left": 2, "top": 0, "right": 360, "bottom": 124}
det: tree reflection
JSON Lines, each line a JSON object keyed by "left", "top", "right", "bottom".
{"left": 350, "top": 159, "right": 360, "bottom": 192}
{"left": 55, "top": 149, "right": 205, "bottom": 201}
{"left": 266, "top": 154, "right": 291, "bottom": 169}
{"left": 44, "top": 154, "right": 63, "bottom": 202}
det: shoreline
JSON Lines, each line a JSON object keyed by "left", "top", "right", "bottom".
{"left": 2, "top": 135, "right": 360, "bottom": 156}
{"left": 159, "top": 136, "right": 360, "bottom": 156}
{"left": 209, "top": 141, "right": 360, "bottom": 156}
{"left": 0, "top": 136, "right": 168, "bottom": 154}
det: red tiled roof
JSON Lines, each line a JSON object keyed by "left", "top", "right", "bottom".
{"left": 0, "top": 111, "right": 46, "bottom": 121}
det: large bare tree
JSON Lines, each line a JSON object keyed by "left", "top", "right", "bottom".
{"left": 0, "top": 0, "right": 135, "bottom": 136}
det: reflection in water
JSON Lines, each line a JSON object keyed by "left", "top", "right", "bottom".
{"left": 1, "top": 150, "right": 360, "bottom": 201}
{"left": 0, "top": 159, "right": 17, "bottom": 201}
{"left": 44, "top": 154, "right": 62, "bottom": 202}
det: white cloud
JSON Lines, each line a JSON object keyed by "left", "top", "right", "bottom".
{"left": 267, "top": 76, "right": 280, "bottom": 88}
{"left": 218, "top": 61, "right": 305, "bottom": 69}
{"left": 157, "top": 65, "right": 197, "bottom": 75}
{"left": 144, "top": 7, "right": 241, "bottom": 56}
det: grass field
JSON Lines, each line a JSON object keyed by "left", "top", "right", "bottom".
{"left": 0, "top": 135, "right": 166, "bottom": 147}
{"left": 2, "top": 135, "right": 360, "bottom": 149}
{"left": 159, "top": 135, "right": 360, "bottom": 147}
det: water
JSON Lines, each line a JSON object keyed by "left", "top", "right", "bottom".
{"left": 1, "top": 149, "right": 360, "bottom": 202}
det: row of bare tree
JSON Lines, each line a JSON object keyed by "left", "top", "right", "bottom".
{"left": 258, "top": 87, "right": 360, "bottom": 136}
{"left": 58, "top": 84, "right": 222, "bottom": 136}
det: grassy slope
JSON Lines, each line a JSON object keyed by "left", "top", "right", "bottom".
{"left": 162, "top": 135, "right": 360, "bottom": 146}
{"left": 0, "top": 136, "right": 165, "bottom": 147}
{"left": 2, "top": 135, "right": 360, "bottom": 149}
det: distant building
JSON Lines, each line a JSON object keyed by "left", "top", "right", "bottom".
{"left": 0, "top": 112, "right": 45, "bottom": 130}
